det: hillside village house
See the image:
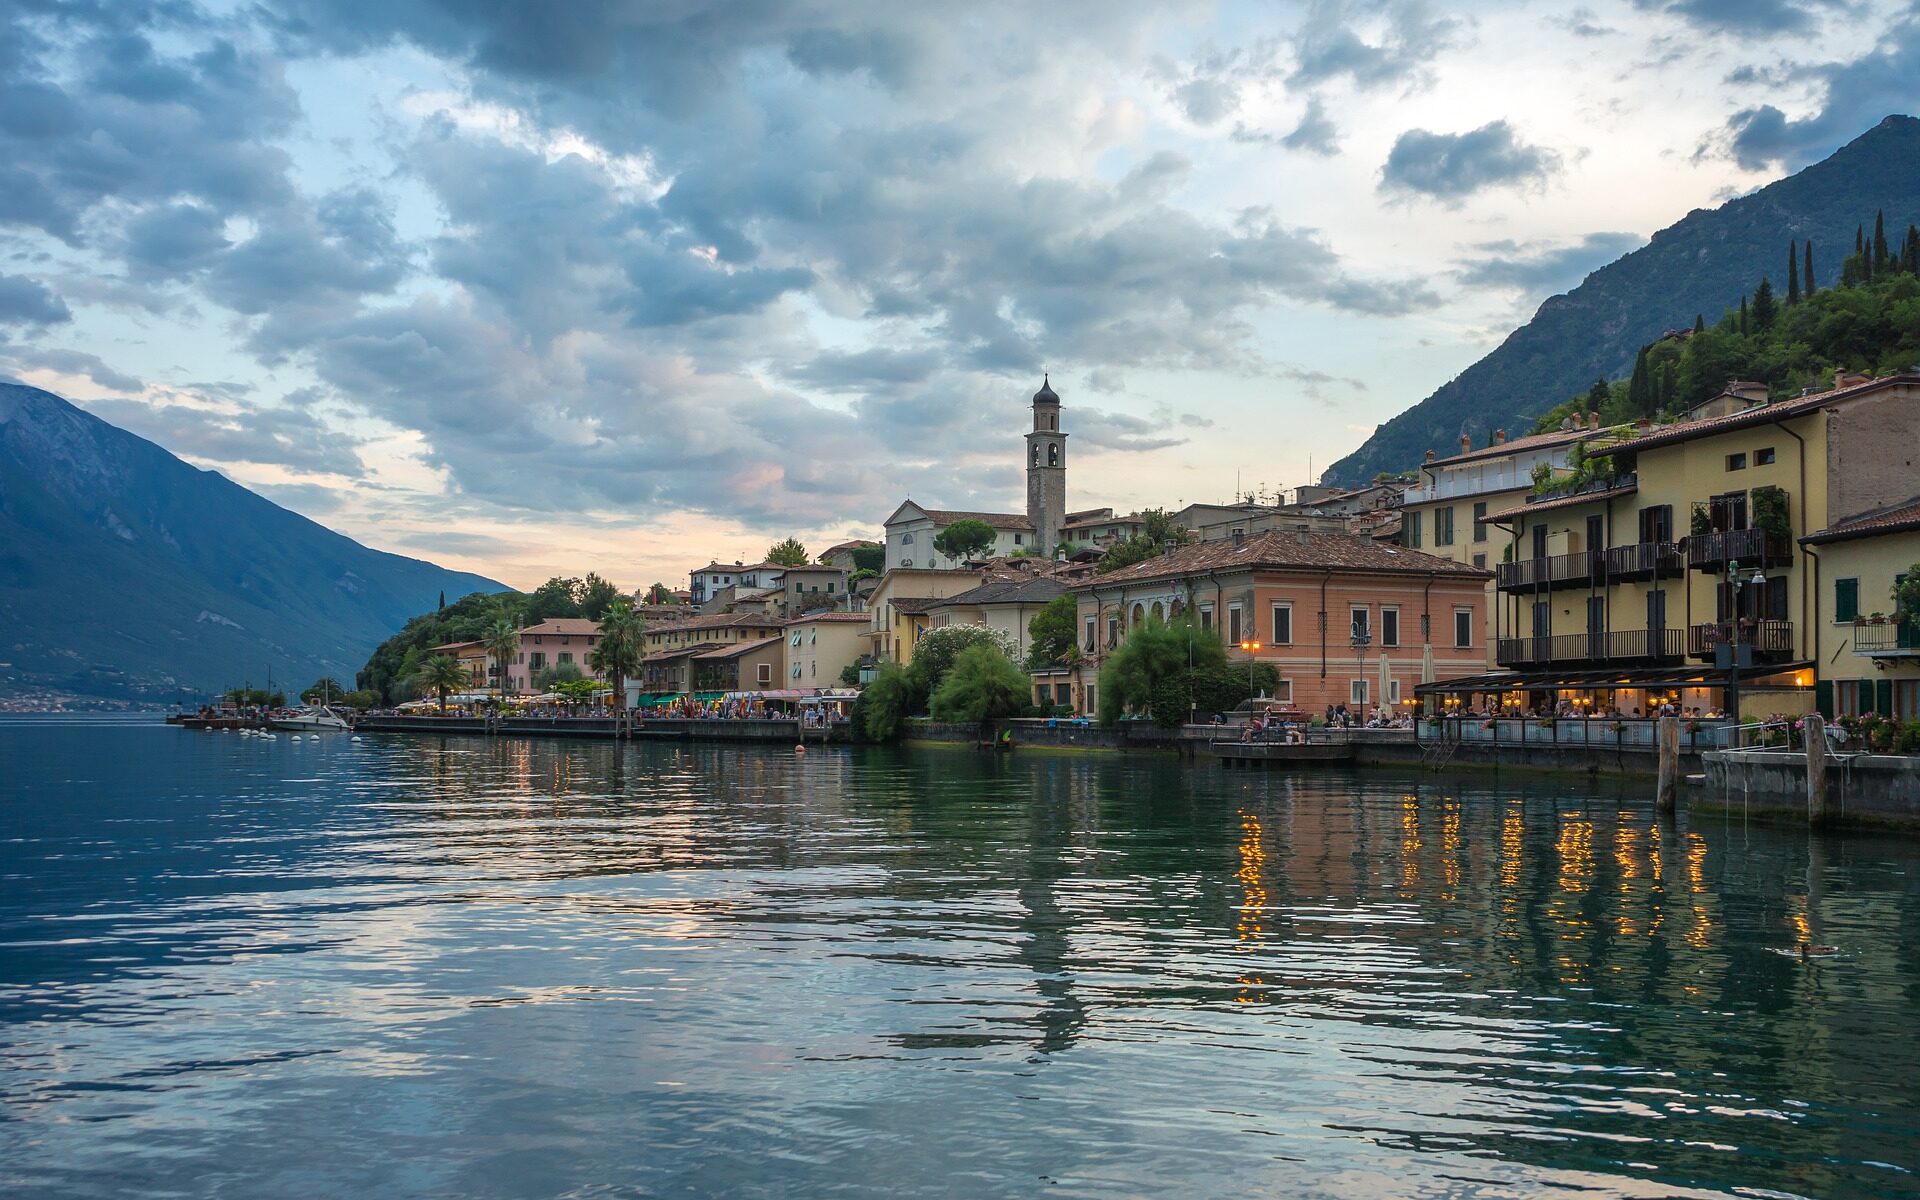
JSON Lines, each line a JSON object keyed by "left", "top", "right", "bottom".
{"left": 428, "top": 640, "right": 490, "bottom": 691}
{"left": 865, "top": 567, "right": 979, "bottom": 665}
{"left": 691, "top": 637, "right": 785, "bottom": 694}
{"left": 636, "top": 612, "right": 786, "bottom": 700}
{"left": 1398, "top": 419, "right": 1612, "bottom": 667}
{"left": 1801, "top": 499, "right": 1920, "bottom": 720}
{"left": 782, "top": 611, "right": 872, "bottom": 687}
{"left": 507, "top": 618, "right": 603, "bottom": 693}
{"left": 817, "top": 540, "right": 879, "bottom": 572}
{"left": 922, "top": 576, "right": 1067, "bottom": 664}
{"left": 883, "top": 503, "right": 1035, "bottom": 569}
{"left": 1065, "top": 530, "right": 1490, "bottom": 718}
{"left": 1428, "top": 373, "right": 1920, "bottom": 721}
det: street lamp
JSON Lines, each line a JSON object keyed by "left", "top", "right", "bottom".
{"left": 1722, "top": 559, "right": 1768, "bottom": 729}
{"left": 1239, "top": 640, "right": 1262, "bottom": 697}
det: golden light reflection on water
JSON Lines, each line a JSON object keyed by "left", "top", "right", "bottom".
{"left": 1498, "top": 806, "right": 1524, "bottom": 960}
{"left": 1440, "top": 800, "right": 1462, "bottom": 903}
{"left": 1613, "top": 820, "right": 1640, "bottom": 938}
{"left": 1685, "top": 832, "right": 1713, "bottom": 952}
{"left": 1400, "top": 794, "right": 1422, "bottom": 889}
{"left": 1235, "top": 809, "right": 1268, "bottom": 1002}
{"left": 1553, "top": 816, "right": 1594, "bottom": 984}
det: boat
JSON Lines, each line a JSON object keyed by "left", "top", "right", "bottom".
{"left": 271, "top": 707, "right": 351, "bottom": 733}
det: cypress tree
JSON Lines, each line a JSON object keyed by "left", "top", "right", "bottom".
{"left": 1856, "top": 224, "right": 1865, "bottom": 257}
{"left": 1628, "top": 345, "right": 1652, "bottom": 415}
{"left": 1738, "top": 294, "right": 1748, "bottom": 336}
{"left": 1873, "top": 210, "right": 1889, "bottom": 269}
{"left": 1804, "top": 240, "right": 1815, "bottom": 295}
{"left": 1906, "top": 225, "right": 1920, "bottom": 275}
{"left": 1693, "top": 312, "right": 1704, "bottom": 333}
{"left": 1586, "top": 377, "right": 1611, "bottom": 412}
{"left": 1752, "top": 277, "right": 1777, "bottom": 331}
{"left": 1657, "top": 361, "right": 1677, "bottom": 414}
{"left": 1787, "top": 240, "right": 1800, "bottom": 304}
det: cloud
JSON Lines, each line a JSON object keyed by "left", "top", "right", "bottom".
{"left": 1631, "top": 0, "right": 1843, "bottom": 36}
{"left": 81, "top": 391, "right": 366, "bottom": 476}
{"left": 1455, "top": 232, "right": 1644, "bottom": 294}
{"left": 0, "top": 274, "right": 72, "bottom": 326}
{"left": 1712, "top": 16, "right": 1920, "bottom": 170}
{"left": 1282, "top": 98, "right": 1340, "bottom": 155}
{"left": 1289, "top": 0, "right": 1460, "bottom": 90}
{"left": 0, "top": 346, "right": 143, "bottom": 392}
{"left": 1380, "top": 121, "right": 1562, "bottom": 201}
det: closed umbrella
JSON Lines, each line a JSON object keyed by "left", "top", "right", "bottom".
{"left": 1378, "top": 653, "right": 1392, "bottom": 715}
{"left": 1421, "top": 644, "right": 1436, "bottom": 715}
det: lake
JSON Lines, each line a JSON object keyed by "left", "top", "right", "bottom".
{"left": 3, "top": 717, "right": 1917, "bottom": 1198}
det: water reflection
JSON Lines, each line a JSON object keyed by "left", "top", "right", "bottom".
{"left": 1, "top": 723, "right": 1918, "bottom": 1198}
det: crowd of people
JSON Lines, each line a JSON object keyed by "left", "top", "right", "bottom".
{"left": 1440, "top": 700, "right": 1725, "bottom": 720}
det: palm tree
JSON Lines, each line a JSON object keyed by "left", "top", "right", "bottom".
{"left": 483, "top": 617, "right": 521, "bottom": 699}
{"left": 589, "top": 601, "right": 647, "bottom": 716}
{"left": 412, "top": 654, "right": 469, "bottom": 714}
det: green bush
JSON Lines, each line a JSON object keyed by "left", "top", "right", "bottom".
{"left": 859, "top": 663, "right": 917, "bottom": 742}
{"left": 928, "top": 644, "right": 1029, "bottom": 724}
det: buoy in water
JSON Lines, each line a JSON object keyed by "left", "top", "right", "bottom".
{"left": 794, "top": 744, "right": 806, "bottom": 755}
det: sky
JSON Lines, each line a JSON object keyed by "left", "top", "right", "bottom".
{"left": 1, "top": 0, "right": 1912, "bottom": 592}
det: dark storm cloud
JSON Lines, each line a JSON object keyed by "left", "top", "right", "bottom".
{"left": 1712, "top": 16, "right": 1919, "bottom": 170}
{"left": 1631, "top": 0, "right": 1844, "bottom": 36}
{"left": 0, "top": 273, "right": 71, "bottom": 326}
{"left": 1380, "top": 121, "right": 1562, "bottom": 200}
{"left": 1456, "top": 232, "right": 1644, "bottom": 294}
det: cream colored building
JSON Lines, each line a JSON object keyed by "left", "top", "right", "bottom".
{"left": 922, "top": 576, "right": 1067, "bottom": 664}
{"left": 783, "top": 611, "right": 872, "bottom": 688}
{"left": 1800, "top": 498, "right": 1920, "bottom": 720}
{"left": 865, "top": 567, "right": 978, "bottom": 664}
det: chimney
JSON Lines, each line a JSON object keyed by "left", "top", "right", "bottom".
{"left": 1559, "top": 417, "right": 1573, "bottom": 431}
{"left": 1295, "top": 529, "right": 1309, "bottom": 546}
{"left": 1459, "top": 434, "right": 1471, "bottom": 453}
{"left": 1425, "top": 449, "right": 1437, "bottom": 463}
{"left": 1231, "top": 528, "right": 1246, "bottom": 548}
{"left": 1494, "top": 429, "right": 1507, "bottom": 445}
{"left": 1161, "top": 542, "right": 1176, "bottom": 559}
{"left": 1587, "top": 411, "right": 1600, "bottom": 430}
{"left": 1835, "top": 369, "right": 1846, "bottom": 391}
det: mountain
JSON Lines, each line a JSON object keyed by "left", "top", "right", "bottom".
{"left": 0, "top": 383, "right": 506, "bottom": 704}
{"left": 1326, "top": 114, "right": 1920, "bottom": 486}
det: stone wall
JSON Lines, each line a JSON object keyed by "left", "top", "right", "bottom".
{"left": 1701, "top": 750, "right": 1920, "bottom": 826}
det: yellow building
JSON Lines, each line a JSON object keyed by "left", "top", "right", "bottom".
{"left": 1400, "top": 421, "right": 1610, "bottom": 666}
{"left": 1445, "top": 373, "right": 1920, "bottom": 720}
{"left": 1800, "top": 499, "right": 1920, "bottom": 720}
{"left": 864, "top": 567, "right": 978, "bottom": 665}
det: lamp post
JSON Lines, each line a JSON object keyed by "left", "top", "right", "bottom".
{"left": 1722, "top": 558, "right": 1767, "bottom": 729}
{"left": 1239, "top": 640, "right": 1262, "bottom": 697}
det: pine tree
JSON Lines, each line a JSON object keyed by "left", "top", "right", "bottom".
{"left": 1804, "top": 240, "right": 1815, "bottom": 295}
{"left": 1586, "top": 377, "right": 1610, "bottom": 412}
{"left": 1751, "top": 278, "right": 1777, "bottom": 331}
{"left": 1873, "top": 210, "right": 1889, "bottom": 270}
{"left": 1787, "top": 240, "right": 1799, "bottom": 304}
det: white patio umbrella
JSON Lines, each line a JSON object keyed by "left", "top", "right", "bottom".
{"left": 1378, "top": 653, "right": 1392, "bottom": 714}
{"left": 1421, "top": 644, "right": 1436, "bottom": 715}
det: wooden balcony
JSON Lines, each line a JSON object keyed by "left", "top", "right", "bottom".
{"left": 1495, "top": 550, "right": 1598, "bottom": 593}
{"left": 1686, "top": 527, "right": 1792, "bottom": 571}
{"left": 1496, "top": 627, "right": 1686, "bottom": 668}
{"left": 1687, "top": 619, "right": 1794, "bottom": 662}
{"left": 1603, "top": 541, "right": 1683, "bottom": 581}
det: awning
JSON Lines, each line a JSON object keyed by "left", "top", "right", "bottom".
{"left": 1416, "top": 662, "right": 1814, "bottom": 695}
{"left": 633, "top": 692, "right": 684, "bottom": 705}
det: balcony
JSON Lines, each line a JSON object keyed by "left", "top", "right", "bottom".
{"left": 1686, "top": 527, "right": 1792, "bottom": 571}
{"left": 1687, "top": 619, "right": 1795, "bottom": 663}
{"left": 1496, "top": 627, "right": 1686, "bottom": 668}
{"left": 1604, "top": 541, "right": 1683, "bottom": 581}
{"left": 1854, "top": 621, "right": 1920, "bottom": 657}
{"left": 1495, "top": 550, "right": 1598, "bottom": 593}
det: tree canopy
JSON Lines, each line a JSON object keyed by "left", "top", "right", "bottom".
{"left": 929, "top": 643, "right": 1030, "bottom": 724}
{"left": 932, "top": 519, "right": 997, "bottom": 563}
{"left": 1096, "top": 508, "right": 1192, "bottom": 573}
{"left": 412, "top": 654, "right": 469, "bottom": 712}
{"left": 1026, "top": 594, "right": 1080, "bottom": 668}
{"left": 765, "top": 538, "right": 809, "bottom": 566}
{"left": 1092, "top": 617, "right": 1273, "bottom": 727}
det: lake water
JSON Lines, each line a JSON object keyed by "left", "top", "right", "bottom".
{"left": 3, "top": 717, "right": 1918, "bottom": 1198}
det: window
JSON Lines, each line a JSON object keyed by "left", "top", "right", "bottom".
{"left": 1835, "top": 577, "right": 1860, "bottom": 623}
{"left": 1381, "top": 607, "right": 1399, "bottom": 648}
{"left": 1084, "top": 616, "right": 1096, "bottom": 652}
{"left": 1228, "top": 604, "right": 1244, "bottom": 644}
{"left": 1106, "top": 614, "right": 1119, "bottom": 649}
{"left": 1472, "top": 553, "right": 1487, "bottom": 569}
{"left": 1199, "top": 604, "right": 1214, "bottom": 632}
{"left": 1473, "top": 501, "right": 1488, "bottom": 543}
{"left": 902, "top": 532, "right": 914, "bottom": 545}
{"left": 529, "top": 652, "right": 546, "bottom": 671}
{"left": 1349, "top": 606, "right": 1370, "bottom": 645}
{"left": 1350, "top": 679, "right": 1369, "bottom": 706}
{"left": 791, "top": 632, "right": 802, "bottom": 645}
{"left": 1404, "top": 511, "right": 1424, "bottom": 548}
{"left": 1013, "top": 533, "right": 1024, "bottom": 545}
{"left": 1435, "top": 507, "right": 1455, "bottom": 546}
{"left": 757, "top": 663, "right": 772, "bottom": 684}
{"left": 791, "top": 663, "right": 802, "bottom": 678}
{"left": 1387, "top": 680, "right": 1401, "bottom": 704}
{"left": 1755, "top": 447, "right": 1776, "bottom": 465}
{"left": 1271, "top": 680, "right": 1294, "bottom": 704}
{"left": 1271, "top": 603, "right": 1292, "bottom": 645}
{"left": 1726, "top": 452, "right": 1747, "bottom": 471}
{"left": 795, "top": 582, "right": 803, "bottom": 593}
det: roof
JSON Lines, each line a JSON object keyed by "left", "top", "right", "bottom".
{"left": 1592, "top": 373, "right": 1920, "bottom": 458}
{"left": 821, "top": 539, "right": 879, "bottom": 554}
{"left": 642, "top": 643, "right": 725, "bottom": 664}
{"left": 920, "top": 508, "right": 1033, "bottom": 531}
{"left": 692, "top": 561, "right": 746, "bottom": 575}
{"left": 1085, "top": 530, "right": 1490, "bottom": 586}
{"left": 933, "top": 577, "right": 1069, "bottom": 607}
{"left": 1484, "top": 483, "right": 1639, "bottom": 523}
{"left": 429, "top": 640, "right": 483, "bottom": 653}
{"left": 693, "top": 636, "right": 784, "bottom": 660}
{"left": 651, "top": 612, "right": 785, "bottom": 634}
{"left": 1801, "top": 496, "right": 1920, "bottom": 545}
{"left": 1061, "top": 512, "right": 1142, "bottom": 531}
{"left": 785, "top": 611, "right": 872, "bottom": 625}
{"left": 518, "top": 618, "right": 600, "bottom": 637}
{"left": 888, "top": 596, "right": 943, "bottom": 614}
{"left": 1426, "top": 425, "right": 1599, "bottom": 469}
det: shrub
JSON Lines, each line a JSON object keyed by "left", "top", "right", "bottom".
{"left": 928, "top": 644, "right": 1029, "bottom": 724}
{"left": 859, "top": 663, "right": 917, "bottom": 742}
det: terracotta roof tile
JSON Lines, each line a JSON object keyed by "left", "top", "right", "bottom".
{"left": 1427, "top": 425, "right": 1600, "bottom": 468}
{"left": 934, "top": 577, "right": 1069, "bottom": 606}
{"left": 693, "top": 636, "right": 785, "bottom": 660}
{"left": 1592, "top": 374, "right": 1920, "bottom": 458}
{"left": 518, "top": 618, "right": 601, "bottom": 636}
{"left": 1801, "top": 496, "right": 1920, "bottom": 545}
{"left": 920, "top": 508, "right": 1034, "bottom": 531}
{"left": 1084, "top": 530, "right": 1489, "bottom": 586}
{"left": 785, "top": 611, "right": 872, "bottom": 624}
{"left": 1483, "top": 483, "right": 1638, "bottom": 523}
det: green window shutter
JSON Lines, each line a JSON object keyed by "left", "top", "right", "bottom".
{"left": 1858, "top": 680, "right": 1875, "bottom": 713}
{"left": 1815, "top": 679, "right": 1834, "bottom": 717}
{"left": 1877, "top": 678, "right": 1894, "bottom": 716}
{"left": 1835, "top": 577, "right": 1859, "bottom": 622}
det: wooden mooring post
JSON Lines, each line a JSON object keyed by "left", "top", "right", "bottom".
{"left": 1655, "top": 714, "right": 1680, "bottom": 814}
{"left": 1805, "top": 712, "right": 1831, "bottom": 826}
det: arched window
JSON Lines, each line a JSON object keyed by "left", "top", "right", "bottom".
{"left": 1047, "top": 443, "right": 1059, "bottom": 467}
{"left": 1131, "top": 603, "right": 1146, "bottom": 627}
{"left": 902, "top": 532, "right": 914, "bottom": 545}
{"left": 1031, "top": 444, "right": 1039, "bottom": 467}
{"left": 1150, "top": 601, "right": 1164, "bottom": 622}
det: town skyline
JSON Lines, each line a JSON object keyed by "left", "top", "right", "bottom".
{"left": 0, "top": 0, "right": 1911, "bottom": 590}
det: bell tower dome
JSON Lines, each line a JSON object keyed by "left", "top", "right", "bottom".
{"left": 1025, "top": 375, "right": 1067, "bottom": 557}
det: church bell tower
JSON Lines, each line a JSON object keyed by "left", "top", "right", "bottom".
{"left": 1025, "top": 375, "right": 1066, "bottom": 557}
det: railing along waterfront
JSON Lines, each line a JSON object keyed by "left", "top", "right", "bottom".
{"left": 1687, "top": 619, "right": 1794, "bottom": 659}
{"left": 1420, "top": 715, "right": 1728, "bottom": 751}
{"left": 1686, "top": 526, "right": 1792, "bottom": 569}
{"left": 1496, "top": 626, "right": 1686, "bottom": 667}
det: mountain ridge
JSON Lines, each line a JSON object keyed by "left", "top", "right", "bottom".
{"left": 1325, "top": 114, "right": 1920, "bottom": 485}
{"left": 0, "top": 382, "right": 506, "bottom": 703}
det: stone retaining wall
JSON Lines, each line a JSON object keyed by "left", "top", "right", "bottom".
{"left": 1701, "top": 750, "right": 1920, "bottom": 826}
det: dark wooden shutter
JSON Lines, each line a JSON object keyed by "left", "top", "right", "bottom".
{"left": 1877, "top": 678, "right": 1894, "bottom": 716}
{"left": 1815, "top": 679, "right": 1834, "bottom": 716}
{"left": 1835, "top": 578, "right": 1859, "bottom": 622}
